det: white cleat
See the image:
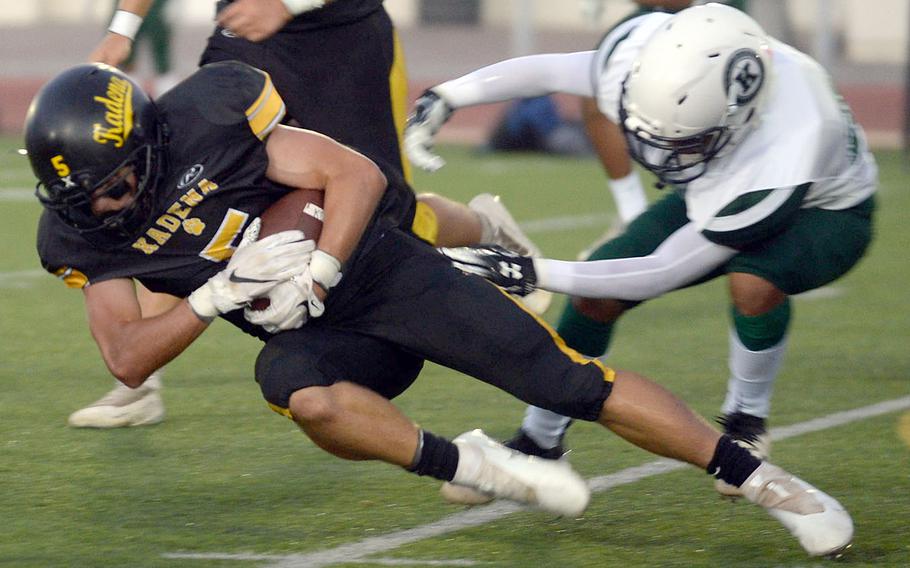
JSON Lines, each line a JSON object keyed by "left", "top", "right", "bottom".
{"left": 740, "top": 462, "right": 854, "bottom": 557}
{"left": 449, "top": 430, "right": 589, "bottom": 517}
{"left": 440, "top": 480, "right": 495, "bottom": 506}
{"left": 715, "top": 432, "right": 772, "bottom": 498}
{"left": 67, "top": 373, "right": 165, "bottom": 429}
{"left": 468, "top": 194, "right": 553, "bottom": 314}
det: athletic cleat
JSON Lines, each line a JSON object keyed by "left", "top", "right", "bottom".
{"left": 447, "top": 429, "right": 588, "bottom": 517}
{"left": 740, "top": 462, "right": 854, "bottom": 557}
{"left": 467, "top": 194, "right": 552, "bottom": 314}
{"left": 67, "top": 373, "right": 165, "bottom": 428}
{"left": 714, "top": 412, "right": 771, "bottom": 497}
{"left": 441, "top": 429, "right": 567, "bottom": 506}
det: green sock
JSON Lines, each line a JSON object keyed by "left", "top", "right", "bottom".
{"left": 731, "top": 298, "right": 791, "bottom": 351}
{"left": 556, "top": 302, "right": 616, "bottom": 357}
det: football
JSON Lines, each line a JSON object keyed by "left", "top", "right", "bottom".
{"left": 258, "top": 188, "right": 325, "bottom": 242}
{"left": 248, "top": 188, "right": 325, "bottom": 311}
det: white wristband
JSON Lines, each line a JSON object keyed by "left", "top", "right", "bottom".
{"left": 187, "top": 287, "right": 217, "bottom": 323}
{"left": 280, "top": 0, "right": 326, "bottom": 16}
{"left": 309, "top": 250, "right": 342, "bottom": 291}
{"left": 109, "top": 10, "right": 143, "bottom": 41}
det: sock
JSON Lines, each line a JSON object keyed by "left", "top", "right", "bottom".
{"left": 706, "top": 435, "right": 762, "bottom": 487}
{"left": 144, "top": 369, "right": 164, "bottom": 390}
{"left": 731, "top": 299, "right": 790, "bottom": 351}
{"left": 555, "top": 301, "right": 615, "bottom": 358}
{"left": 406, "top": 430, "right": 459, "bottom": 481}
{"left": 721, "top": 301, "right": 790, "bottom": 418}
{"left": 608, "top": 171, "right": 647, "bottom": 224}
{"left": 521, "top": 406, "right": 572, "bottom": 450}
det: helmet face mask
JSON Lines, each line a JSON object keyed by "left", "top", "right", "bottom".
{"left": 25, "top": 63, "right": 164, "bottom": 248}
{"left": 618, "top": 3, "right": 770, "bottom": 186}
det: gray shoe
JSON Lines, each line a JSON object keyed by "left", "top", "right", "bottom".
{"left": 67, "top": 373, "right": 165, "bottom": 428}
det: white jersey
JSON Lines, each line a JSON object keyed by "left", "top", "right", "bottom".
{"left": 593, "top": 14, "right": 878, "bottom": 239}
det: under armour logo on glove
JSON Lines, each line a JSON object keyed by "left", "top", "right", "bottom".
{"left": 437, "top": 244, "right": 537, "bottom": 296}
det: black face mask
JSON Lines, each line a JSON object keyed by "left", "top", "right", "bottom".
{"left": 36, "top": 144, "right": 162, "bottom": 249}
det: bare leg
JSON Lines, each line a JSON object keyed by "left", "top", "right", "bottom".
{"left": 416, "top": 193, "right": 483, "bottom": 247}
{"left": 289, "top": 382, "right": 419, "bottom": 465}
{"left": 137, "top": 282, "right": 182, "bottom": 317}
{"left": 598, "top": 370, "right": 719, "bottom": 467}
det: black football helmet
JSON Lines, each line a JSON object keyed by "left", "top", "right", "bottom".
{"left": 24, "top": 63, "right": 165, "bottom": 248}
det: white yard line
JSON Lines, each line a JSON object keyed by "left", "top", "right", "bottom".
{"left": 164, "top": 395, "right": 910, "bottom": 568}
{"left": 0, "top": 188, "right": 34, "bottom": 201}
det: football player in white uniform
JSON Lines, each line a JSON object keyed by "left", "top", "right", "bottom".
{"left": 406, "top": 3, "right": 877, "bottom": 500}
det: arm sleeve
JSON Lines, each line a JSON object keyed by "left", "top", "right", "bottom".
{"left": 433, "top": 51, "right": 597, "bottom": 108}
{"left": 533, "top": 223, "right": 737, "bottom": 300}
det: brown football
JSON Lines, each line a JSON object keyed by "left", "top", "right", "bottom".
{"left": 259, "top": 188, "right": 325, "bottom": 242}
{"left": 249, "top": 188, "right": 325, "bottom": 311}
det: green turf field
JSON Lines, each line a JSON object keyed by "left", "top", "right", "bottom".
{"left": 1, "top": 137, "right": 908, "bottom": 567}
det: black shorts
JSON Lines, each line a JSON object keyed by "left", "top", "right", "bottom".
{"left": 200, "top": 7, "right": 406, "bottom": 174}
{"left": 255, "top": 230, "right": 614, "bottom": 421}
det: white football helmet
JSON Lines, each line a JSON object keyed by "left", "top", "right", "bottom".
{"left": 619, "top": 3, "right": 771, "bottom": 185}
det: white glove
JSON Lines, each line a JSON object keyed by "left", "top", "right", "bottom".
{"left": 404, "top": 90, "right": 453, "bottom": 172}
{"left": 243, "top": 271, "right": 313, "bottom": 333}
{"left": 188, "top": 229, "right": 315, "bottom": 321}
{"left": 242, "top": 248, "right": 341, "bottom": 330}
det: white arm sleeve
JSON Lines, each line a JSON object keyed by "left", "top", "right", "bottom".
{"left": 434, "top": 52, "right": 597, "bottom": 108}
{"left": 533, "top": 223, "right": 737, "bottom": 301}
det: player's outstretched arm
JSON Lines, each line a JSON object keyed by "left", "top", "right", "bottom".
{"left": 405, "top": 51, "right": 597, "bottom": 171}
{"left": 87, "top": 0, "right": 153, "bottom": 66}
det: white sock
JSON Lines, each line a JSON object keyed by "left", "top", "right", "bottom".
{"left": 143, "top": 369, "right": 164, "bottom": 391}
{"left": 521, "top": 406, "right": 572, "bottom": 449}
{"left": 608, "top": 171, "right": 647, "bottom": 224}
{"left": 721, "top": 330, "right": 787, "bottom": 418}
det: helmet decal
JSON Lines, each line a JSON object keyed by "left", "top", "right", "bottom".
{"left": 92, "top": 76, "right": 134, "bottom": 148}
{"left": 725, "top": 48, "right": 764, "bottom": 106}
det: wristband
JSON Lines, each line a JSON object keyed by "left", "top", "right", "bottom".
{"left": 280, "top": 0, "right": 326, "bottom": 16}
{"left": 309, "top": 250, "right": 342, "bottom": 291}
{"left": 108, "top": 10, "right": 143, "bottom": 41}
{"left": 187, "top": 288, "right": 217, "bottom": 323}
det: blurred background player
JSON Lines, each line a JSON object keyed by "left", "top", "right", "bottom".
{"left": 407, "top": 3, "right": 876, "bottom": 500}
{"left": 74, "top": 0, "right": 549, "bottom": 429}
{"left": 95, "top": 0, "right": 179, "bottom": 96}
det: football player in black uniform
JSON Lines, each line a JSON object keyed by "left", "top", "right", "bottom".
{"left": 26, "top": 63, "right": 853, "bottom": 556}
{"left": 81, "top": 0, "right": 548, "bottom": 428}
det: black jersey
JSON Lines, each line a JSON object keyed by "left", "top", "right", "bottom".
{"left": 36, "top": 60, "right": 414, "bottom": 310}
